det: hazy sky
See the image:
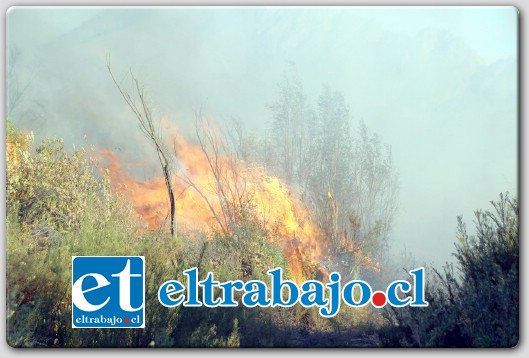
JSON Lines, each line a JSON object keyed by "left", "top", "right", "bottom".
{"left": 6, "top": 6, "right": 518, "bottom": 268}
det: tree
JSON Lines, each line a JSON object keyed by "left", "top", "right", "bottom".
{"left": 6, "top": 45, "right": 47, "bottom": 130}
{"left": 265, "top": 76, "right": 399, "bottom": 278}
{"left": 346, "top": 122, "right": 398, "bottom": 253}
{"left": 107, "top": 57, "right": 177, "bottom": 237}
{"left": 267, "top": 67, "right": 307, "bottom": 185}
{"left": 304, "top": 84, "right": 353, "bottom": 249}
{"left": 7, "top": 46, "right": 32, "bottom": 117}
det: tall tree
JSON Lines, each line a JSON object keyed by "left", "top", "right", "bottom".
{"left": 268, "top": 67, "right": 307, "bottom": 185}
{"left": 265, "top": 75, "right": 399, "bottom": 277}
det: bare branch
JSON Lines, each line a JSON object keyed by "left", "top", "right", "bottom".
{"left": 107, "top": 56, "right": 177, "bottom": 237}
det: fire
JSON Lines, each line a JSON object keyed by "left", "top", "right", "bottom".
{"left": 100, "top": 121, "right": 330, "bottom": 282}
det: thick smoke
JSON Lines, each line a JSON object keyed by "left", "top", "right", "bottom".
{"left": 6, "top": 7, "right": 517, "bottom": 269}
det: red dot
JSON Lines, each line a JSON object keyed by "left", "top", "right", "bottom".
{"left": 124, "top": 318, "right": 130, "bottom": 324}
{"left": 372, "top": 291, "right": 387, "bottom": 307}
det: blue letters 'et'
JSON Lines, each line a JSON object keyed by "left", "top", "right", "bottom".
{"left": 72, "top": 256, "right": 145, "bottom": 328}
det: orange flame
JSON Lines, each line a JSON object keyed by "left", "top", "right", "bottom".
{"left": 100, "top": 121, "right": 330, "bottom": 282}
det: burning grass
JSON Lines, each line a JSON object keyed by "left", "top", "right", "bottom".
{"left": 6, "top": 121, "right": 383, "bottom": 347}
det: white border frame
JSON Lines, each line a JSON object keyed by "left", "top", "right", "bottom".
{"left": 1, "top": 2, "right": 524, "bottom": 356}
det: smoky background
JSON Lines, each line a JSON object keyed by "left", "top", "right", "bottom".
{"left": 6, "top": 7, "right": 518, "bottom": 282}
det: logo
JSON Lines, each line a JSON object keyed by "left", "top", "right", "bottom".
{"left": 72, "top": 256, "right": 145, "bottom": 328}
{"left": 157, "top": 267, "right": 428, "bottom": 318}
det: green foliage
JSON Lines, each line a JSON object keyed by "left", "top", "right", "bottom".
{"left": 6, "top": 207, "right": 139, "bottom": 347}
{"left": 7, "top": 125, "right": 132, "bottom": 236}
{"left": 381, "top": 193, "right": 518, "bottom": 347}
{"left": 454, "top": 193, "right": 518, "bottom": 347}
{"left": 262, "top": 75, "right": 399, "bottom": 278}
{"left": 5, "top": 124, "right": 381, "bottom": 348}
{"left": 379, "top": 265, "right": 470, "bottom": 347}
{"left": 163, "top": 223, "right": 293, "bottom": 347}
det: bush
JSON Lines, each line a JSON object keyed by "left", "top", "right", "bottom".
{"left": 164, "top": 222, "right": 293, "bottom": 347}
{"left": 454, "top": 193, "right": 518, "bottom": 347}
{"left": 5, "top": 124, "right": 287, "bottom": 347}
{"left": 381, "top": 193, "right": 518, "bottom": 347}
{"left": 6, "top": 123, "right": 153, "bottom": 347}
{"left": 7, "top": 122, "right": 132, "bottom": 237}
{"left": 6, "top": 123, "right": 380, "bottom": 347}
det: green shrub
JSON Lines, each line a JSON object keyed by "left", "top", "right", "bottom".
{"left": 4, "top": 125, "right": 291, "bottom": 347}
{"left": 163, "top": 223, "right": 293, "bottom": 347}
{"left": 6, "top": 123, "right": 380, "bottom": 347}
{"left": 454, "top": 193, "right": 518, "bottom": 347}
{"left": 7, "top": 123, "right": 132, "bottom": 236}
{"left": 381, "top": 193, "right": 518, "bottom": 347}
